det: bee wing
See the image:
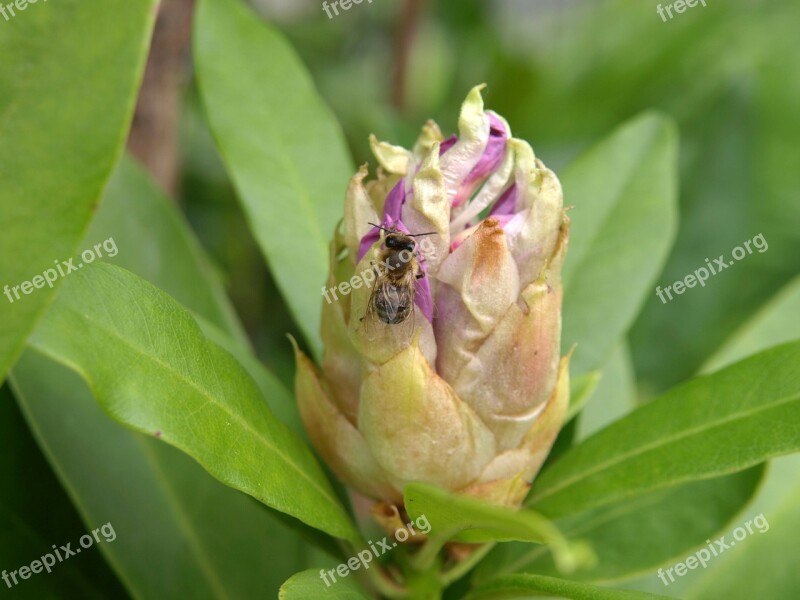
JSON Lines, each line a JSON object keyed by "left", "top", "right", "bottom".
{"left": 362, "top": 271, "right": 418, "bottom": 342}
{"left": 395, "top": 269, "right": 418, "bottom": 343}
{"left": 362, "top": 276, "right": 386, "bottom": 341}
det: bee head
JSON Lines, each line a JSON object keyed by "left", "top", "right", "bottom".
{"left": 385, "top": 233, "right": 416, "bottom": 253}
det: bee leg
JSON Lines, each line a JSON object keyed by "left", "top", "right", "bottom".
{"left": 416, "top": 271, "right": 425, "bottom": 279}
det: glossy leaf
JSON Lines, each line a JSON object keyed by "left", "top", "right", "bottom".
{"left": 10, "top": 158, "right": 327, "bottom": 596}
{"left": 671, "top": 273, "right": 800, "bottom": 599}
{"left": 90, "top": 157, "right": 302, "bottom": 435}
{"left": 195, "top": 0, "right": 354, "bottom": 357}
{"left": 679, "top": 455, "right": 800, "bottom": 599}
{"left": 279, "top": 569, "right": 371, "bottom": 600}
{"left": 27, "top": 262, "right": 357, "bottom": 541}
{"left": 467, "top": 574, "right": 672, "bottom": 600}
{"left": 528, "top": 341, "right": 800, "bottom": 518}
{"left": 404, "top": 483, "right": 593, "bottom": 573}
{"left": 10, "top": 350, "right": 314, "bottom": 598}
{"left": 677, "top": 277, "right": 800, "bottom": 599}
{"left": 623, "top": 275, "right": 800, "bottom": 598}
{"left": 476, "top": 466, "right": 764, "bottom": 585}
{"left": 86, "top": 156, "right": 250, "bottom": 349}
{"left": 561, "top": 114, "right": 678, "bottom": 376}
{"left": 198, "top": 315, "right": 304, "bottom": 437}
{"left": 0, "top": 0, "right": 157, "bottom": 382}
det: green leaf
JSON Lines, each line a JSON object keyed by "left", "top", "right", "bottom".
{"left": 566, "top": 370, "right": 602, "bottom": 423}
{"left": 0, "top": 386, "right": 125, "bottom": 598}
{"left": 195, "top": 0, "right": 354, "bottom": 357}
{"left": 404, "top": 483, "right": 593, "bottom": 574}
{"left": 680, "top": 455, "right": 800, "bottom": 599}
{"left": 279, "top": 569, "right": 371, "bottom": 599}
{"left": 479, "top": 344, "right": 764, "bottom": 586}
{"left": 467, "top": 574, "right": 672, "bottom": 599}
{"left": 528, "top": 341, "right": 800, "bottom": 518}
{"left": 620, "top": 459, "right": 800, "bottom": 600}
{"left": 198, "top": 315, "right": 304, "bottom": 437}
{"left": 703, "top": 274, "right": 800, "bottom": 373}
{"left": 686, "top": 274, "right": 800, "bottom": 599}
{"left": 546, "top": 371, "right": 601, "bottom": 468}
{"left": 92, "top": 157, "right": 303, "bottom": 436}
{"left": 620, "top": 274, "right": 800, "bottom": 598}
{"left": 476, "top": 466, "right": 764, "bottom": 585}
{"left": 9, "top": 158, "right": 331, "bottom": 596}
{"left": 0, "top": 0, "right": 157, "bottom": 382}
{"left": 575, "top": 342, "right": 637, "bottom": 441}
{"left": 10, "top": 350, "right": 318, "bottom": 598}
{"left": 28, "top": 263, "right": 358, "bottom": 542}
{"left": 561, "top": 113, "right": 678, "bottom": 376}
{"left": 624, "top": 0, "right": 800, "bottom": 392}
{"left": 87, "top": 156, "right": 250, "bottom": 350}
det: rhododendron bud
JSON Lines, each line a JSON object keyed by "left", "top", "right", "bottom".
{"left": 295, "top": 85, "right": 569, "bottom": 509}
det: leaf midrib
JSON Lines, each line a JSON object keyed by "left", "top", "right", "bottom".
{"left": 137, "top": 438, "right": 231, "bottom": 599}
{"left": 530, "top": 390, "right": 800, "bottom": 506}
{"left": 51, "top": 297, "right": 347, "bottom": 531}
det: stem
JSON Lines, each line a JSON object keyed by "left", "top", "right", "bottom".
{"left": 400, "top": 544, "right": 443, "bottom": 599}
{"left": 391, "top": 0, "right": 424, "bottom": 112}
{"left": 360, "top": 564, "right": 408, "bottom": 599}
{"left": 339, "top": 539, "right": 407, "bottom": 598}
{"left": 408, "top": 534, "right": 449, "bottom": 573}
{"left": 440, "top": 543, "right": 495, "bottom": 587}
{"left": 127, "top": 0, "right": 195, "bottom": 199}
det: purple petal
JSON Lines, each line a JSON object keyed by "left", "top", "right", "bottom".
{"left": 382, "top": 179, "right": 406, "bottom": 223}
{"left": 496, "top": 211, "right": 524, "bottom": 236}
{"left": 451, "top": 113, "right": 508, "bottom": 207}
{"left": 488, "top": 184, "right": 517, "bottom": 218}
{"left": 357, "top": 227, "right": 381, "bottom": 263}
{"left": 439, "top": 135, "right": 458, "bottom": 155}
{"left": 356, "top": 180, "right": 407, "bottom": 262}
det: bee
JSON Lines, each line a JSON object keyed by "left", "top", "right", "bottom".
{"left": 364, "top": 223, "right": 435, "bottom": 330}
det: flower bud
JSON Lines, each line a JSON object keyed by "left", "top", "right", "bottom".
{"left": 296, "top": 85, "right": 569, "bottom": 508}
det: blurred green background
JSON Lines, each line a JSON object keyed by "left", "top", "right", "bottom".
{"left": 6, "top": 0, "right": 796, "bottom": 597}
{"left": 181, "top": 0, "right": 800, "bottom": 397}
